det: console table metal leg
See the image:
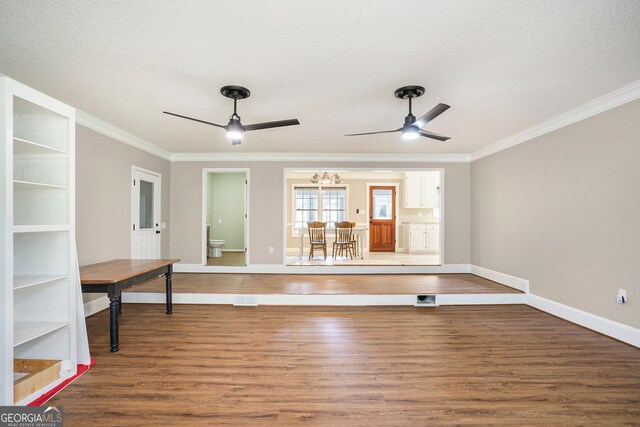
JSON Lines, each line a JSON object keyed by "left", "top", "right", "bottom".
{"left": 109, "top": 296, "right": 120, "bottom": 352}
{"left": 165, "top": 265, "right": 173, "bottom": 314}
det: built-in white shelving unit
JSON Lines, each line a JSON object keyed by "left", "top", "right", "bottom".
{"left": 1, "top": 76, "right": 78, "bottom": 405}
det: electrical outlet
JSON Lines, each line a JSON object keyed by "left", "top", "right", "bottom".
{"left": 268, "top": 246, "right": 274, "bottom": 254}
{"left": 617, "top": 289, "right": 627, "bottom": 304}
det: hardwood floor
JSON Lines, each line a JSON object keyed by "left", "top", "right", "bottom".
{"left": 125, "top": 273, "right": 522, "bottom": 294}
{"left": 206, "top": 252, "right": 246, "bottom": 266}
{"left": 51, "top": 304, "right": 640, "bottom": 425}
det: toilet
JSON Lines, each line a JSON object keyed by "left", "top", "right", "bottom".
{"left": 209, "top": 239, "right": 226, "bottom": 257}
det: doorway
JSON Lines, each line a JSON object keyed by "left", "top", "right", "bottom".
{"left": 202, "top": 169, "right": 249, "bottom": 267}
{"left": 131, "top": 167, "right": 161, "bottom": 259}
{"left": 369, "top": 185, "right": 396, "bottom": 252}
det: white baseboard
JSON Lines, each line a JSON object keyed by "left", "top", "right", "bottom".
{"left": 122, "top": 292, "right": 525, "bottom": 306}
{"left": 527, "top": 293, "right": 639, "bottom": 348}
{"left": 83, "top": 295, "right": 109, "bottom": 317}
{"left": 470, "top": 265, "right": 529, "bottom": 292}
{"left": 174, "top": 263, "right": 471, "bottom": 274}
{"left": 471, "top": 264, "right": 638, "bottom": 348}
{"left": 120, "top": 265, "right": 640, "bottom": 348}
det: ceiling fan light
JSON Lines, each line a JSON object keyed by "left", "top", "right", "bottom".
{"left": 402, "top": 126, "right": 419, "bottom": 140}
{"left": 226, "top": 128, "right": 244, "bottom": 140}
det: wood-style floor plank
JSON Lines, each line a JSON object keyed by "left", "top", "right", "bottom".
{"left": 125, "top": 273, "right": 521, "bottom": 294}
{"left": 50, "top": 304, "right": 640, "bottom": 426}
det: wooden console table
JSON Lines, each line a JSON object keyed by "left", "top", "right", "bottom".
{"left": 80, "top": 259, "right": 180, "bottom": 352}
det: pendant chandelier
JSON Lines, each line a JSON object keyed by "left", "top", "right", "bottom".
{"left": 310, "top": 172, "right": 341, "bottom": 184}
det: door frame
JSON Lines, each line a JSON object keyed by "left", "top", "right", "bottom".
{"left": 131, "top": 166, "right": 162, "bottom": 258}
{"left": 365, "top": 182, "right": 399, "bottom": 253}
{"left": 201, "top": 168, "right": 250, "bottom": 267}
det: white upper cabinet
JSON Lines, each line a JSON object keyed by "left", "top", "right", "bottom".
{"left": 404, "top": 172, "right": 440, "bottom": 208}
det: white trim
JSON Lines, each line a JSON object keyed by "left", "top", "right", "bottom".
{"left": 470, "top": 265, "right": 529, "bottom": 293}
{"left": 527, "top": 293, "right": 640, "bottom": 348}
{"left": 76, "top": 110, "right": 171, "bottom": 160}
{"left": 74, "top": 81, "right": 639, "bottom": 164}
{"left": 288, "top": 171, "right": 406, "bottom": 180}
{"left": 470, "top": 265, "right": 639, "bottom": 348}
{"left": 174, "top": 263, "right": 471, "bottom": 274}
{"left": 171, "top": 152, "right": 470, "bottom": 163}
{"left": 83, "top": 295, "right": 109, "bottom": 317}
{"left": 122, "top": 291, "right": 525, "bottom": 306}
{"left": 471, "top": 80, "right": 640, "bottom": 161}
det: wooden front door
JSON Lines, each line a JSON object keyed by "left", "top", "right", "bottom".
{"left": 369, "top": 186, "right": 396, "bottom": 252}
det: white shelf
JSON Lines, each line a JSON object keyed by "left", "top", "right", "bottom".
{"left": 13, "top": 274, "right": 69, "bottom": 290}
{"left": 2, "top": 75, "right": 79, "bottom": 406}
{"left": 13, "top": 180, "right": 68, "bottom": 190}
{"left": 13, "top": 225, "right": 70, "bottom": 233}
{"left": 13, "top": 137, "right": 68, "bottom": 155}
{"left": 13, "top": 321, "right": 69, "bottom": 347}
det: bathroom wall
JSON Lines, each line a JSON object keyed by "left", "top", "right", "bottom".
{"left": 207, "top": 172, "right": 246, "bottom": 251}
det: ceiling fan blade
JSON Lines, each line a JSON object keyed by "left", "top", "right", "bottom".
{"left": 413, "top": 103, "right": 450, "bottom": 129}
{"left": 243, "top": 118, "right": 300, "bottom": 131}
{"left": 163, "top": 111, "right": 226, "bottom": 129}
{"left": 419, "top": 130, "right": 450, "bottom": 141}
{"left": 344, "top": 128, "right": 401, "bottom": 136}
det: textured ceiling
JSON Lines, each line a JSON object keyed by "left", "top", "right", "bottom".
{"left": 0, "top": 1, "right": 639, "bottom": 154}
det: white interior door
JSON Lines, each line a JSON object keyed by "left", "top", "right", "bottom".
{"left": 132, "top": 168, "right": 161, "bottom": 259}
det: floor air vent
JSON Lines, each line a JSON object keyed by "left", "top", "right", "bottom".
{"left": 415, "top": 295, "right": 438, "bottom": 307}
{"left": 233, "top": 295, "right": 258, "bottom": 306}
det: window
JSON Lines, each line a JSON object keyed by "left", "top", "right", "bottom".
{"left": 293, "top": 186, "right": 347, "bottom": 232}
{"left": 322, "top": 188, "right": 346, "bottom": 225}
{"left": 294, "top": 187, "right": 319, "bottom": 231}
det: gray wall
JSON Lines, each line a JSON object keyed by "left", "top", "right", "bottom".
{"left": 76, "top": 125, "right": 171, "bottom": 300}
{"left": 170, "top": 162, "right": 470, "bottom": 264}
{"left": 471, "top": 99, "right": 640, "bottom": 328}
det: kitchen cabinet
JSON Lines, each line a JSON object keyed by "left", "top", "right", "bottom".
{"left": 401, "top": 223, "right": 440, "bottom": 253}
{"left": 426, "top": 224, "right": 440, "bottom": 252}
{"left": 404, "top": 172, "right": 439, "bottom": 208}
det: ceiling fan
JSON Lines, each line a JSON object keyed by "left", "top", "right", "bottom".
{"left": 163, "top": 85, "right": 300, "bottom": 145}
{"left": 345, "top": 85, "right": 451, "bottom": 141}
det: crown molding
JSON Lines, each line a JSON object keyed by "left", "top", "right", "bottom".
{"left": 75, "top": 80, "right": 639, "bottom": 164}
{"left": 169, "top": 152, "right": 471, "bottom": 163}
{"left": 76, "top": 110, "right": 172, "bottom": 160}
{"left": 471, "top": 80, "right": 640, "bottom": 161}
